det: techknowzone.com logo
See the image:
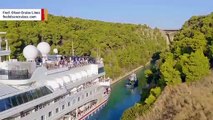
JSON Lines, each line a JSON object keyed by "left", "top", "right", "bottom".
{"left": 0, "top": 9, "right": 48, "bottom": 21}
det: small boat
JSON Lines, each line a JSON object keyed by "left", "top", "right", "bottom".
{"left": 126, "top": 73, "right": 138, "bottom": 88}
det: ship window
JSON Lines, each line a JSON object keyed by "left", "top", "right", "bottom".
{"left": 26, "top": 92, "right": 33, "bottom": 101}
{"left": 41, "top": 87, "right": 52, "bottom": 95}
{"left": 98, "top": 67, "right": 104, "bottom": 74}
{"left": 0, "top": 98, "right": 12, "bottom": 111}
{"left": 62, "top": 105, "right": 65, "bottom": 110}
{"left": 36, "top": 89, "right": 43, "bottom": 97}
{"left": 56, "top": 108, "right": 59, "bottom": 113}
{"left": 10, "top": 96, "right": 18, "bottom": 107}
{"left": 21, "top": 93, "right": 29, "bottom": 103}
{"left": 86, "top": 93, "right": 88, "bottom": 97}
{"left": 0, "top": 86, "right": 52, "bottom": 113}
{"left": 78, "top": 97, "right": 80, "bottom": 101}
{"left": 41, "top": 87, "right": 48, "bottom": 95}
{"left": 68, "top": 102, "right": 70, "bottom": 106}
{"left": 16, "top": 95, "right": 23, "bottom": 105}
{"left": 4, "top": 98, "right": 12, "bottom": 109}
{"left": 0, "top": 99, "right": 6, "bottom": 112}
{"left": 31, "top": 90, "right": 39, "bottom": 99}
{"left": 48, "top": 111, "right": 52, "bottom": 117}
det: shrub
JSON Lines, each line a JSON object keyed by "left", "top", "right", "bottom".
{"left": 145, "top": 93, "right": 156, "bottom": 105}
{"left": 151, "top": 87, "right": 162, "bottom": 97}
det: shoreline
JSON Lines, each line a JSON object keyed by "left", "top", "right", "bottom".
{"left": 110, "top": 65, "right": 144, "bottom": 85}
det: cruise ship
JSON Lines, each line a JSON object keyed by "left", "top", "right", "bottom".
{"left": 0, "top": 32, "right": 111, "bottom": 120}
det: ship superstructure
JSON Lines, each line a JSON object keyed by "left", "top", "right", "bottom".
{"left": 0, "top": 33, "right": 111, "bottom": 120}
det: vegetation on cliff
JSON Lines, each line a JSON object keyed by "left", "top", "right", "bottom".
{"left": 122, "top": 12, "right": 213, "bottom": 120}
{"left": 0, "top": 15, "right": 166, "bottom": 79}
{"left": 138, "top": 73, "right": 213, "bottom": 120}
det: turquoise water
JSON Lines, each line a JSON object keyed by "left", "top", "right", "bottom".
{"left": 89, "top": 68, "right": 145, "bottom": 120}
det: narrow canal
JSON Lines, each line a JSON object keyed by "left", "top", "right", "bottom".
{"left": 89, "top": 67, "right": 146, "bottom": 120}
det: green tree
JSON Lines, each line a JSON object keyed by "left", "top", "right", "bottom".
{"left": 160, "top": 53, "right": 182, "bottom": 85}
{"left": 179, "top": 50, "right": 210, "bottom": 82}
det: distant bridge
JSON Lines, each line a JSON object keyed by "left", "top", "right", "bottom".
{"left": 160, "top": 29, "right": 180, "bottom": 45}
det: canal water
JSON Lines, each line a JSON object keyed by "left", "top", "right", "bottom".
{"left": 89, "top": 68, "right": 146, "bottom": 120}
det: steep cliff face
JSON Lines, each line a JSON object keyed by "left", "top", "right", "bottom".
{"left": 137, "top": 72, "right": 213, "bottom": 120}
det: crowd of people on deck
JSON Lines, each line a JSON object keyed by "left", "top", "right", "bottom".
{"left": 58, "top": 56, "right": 96, "bottom": 68}
{"left": 36, "top": 56, "right": 97, "bottom": 70}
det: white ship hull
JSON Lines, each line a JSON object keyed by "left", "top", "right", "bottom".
{"left": 0, "top": 39, "right": 111, "bottom": 120}
{"left": 0, "top": 64, "right": 110, "bottom": 120}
